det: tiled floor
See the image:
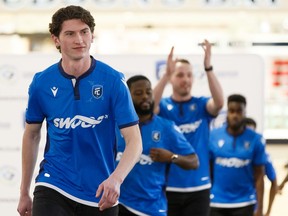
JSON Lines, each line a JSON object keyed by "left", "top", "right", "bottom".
{"left": 264, "top": 144, "right": 288, "bottom": 216}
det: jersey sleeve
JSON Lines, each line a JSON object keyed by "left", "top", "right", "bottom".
{"left": 265, "top": 153, "right": 277, "bottom": 181}
{"left": 111, "top": 73, "right": 138, "bottom": 129}
{"left": 25, "top": 73, "right": 45, "bottom": 124}
{"left": 253, "top": 135, "right": 267, "bottom": 166}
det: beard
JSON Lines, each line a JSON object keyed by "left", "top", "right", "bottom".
{"left": 227, "top": 118, "right": 245, "bottom": 131}
{"left": 134, "top": 101, "right": 154, "bottom": 116}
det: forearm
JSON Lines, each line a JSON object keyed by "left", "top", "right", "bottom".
{"left": 172, "top": 154, "right": 199, "bottom": 170}
{"left": 153, "top": 74, "right": 169, "bottom": 114}
{"left": 206, "top": 71, "right": 224, "bottom": 113}
{"left": 266, "top": 183, "right": 277, "bottom": 214}
{"left": 113, "top": 125, "right": 142, "bottom": 183}
{"left": 20, "top": 130, "right": 41, "bottom": 195}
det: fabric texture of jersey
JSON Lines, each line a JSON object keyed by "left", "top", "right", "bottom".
{"left": 116, "top": 115, "right": 196, "bottom": 216}
{"left": 159, "top": 96, "right": 213, "bottom": 191}
{"left": 26, "top": 57, "right": 138, "bottom": 207}
{"left": 209, "top": 126, "right": 267, "bottom": 208}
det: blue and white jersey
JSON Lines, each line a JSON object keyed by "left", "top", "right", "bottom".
{"left": 116, "top": 115, "right": 195, "bottom": 216}
{"left": 26, "top": 57, "right": 138, "bottom": 207}
{"left": 209, "top": 126, "right": 267, "bottom": 208}
{"left": 265, "top": 153, "right": 276, "bottom": 182}
{"left": 159, "top": 96, "right": 213, "bottom": 191}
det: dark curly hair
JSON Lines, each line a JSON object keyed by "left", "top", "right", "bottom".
{"left": 49, "top": 5, "right": 95, "bottom": 37}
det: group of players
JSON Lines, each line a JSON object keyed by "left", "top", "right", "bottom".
{"left": 17, "top": 5, "right": 287, "bottom": 216}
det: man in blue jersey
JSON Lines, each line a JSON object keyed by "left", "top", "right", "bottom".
{"left": 17, "top": 5, "right": 142, "bottom": 216}
{"left": 209, "top": 94, "right": 266, "bottom": 216}
{"left": 244, "top": 117, "right": 278, "bottom": 216}
{"left": 153, "top": 40, "right": 224, "bottom": 216}
{"left": 116, "top": 75, "right": 199, "bottom": 216}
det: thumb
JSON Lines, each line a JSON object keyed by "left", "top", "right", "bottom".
{"left": 95, "top": 184, "right": 103, "bottom": 198}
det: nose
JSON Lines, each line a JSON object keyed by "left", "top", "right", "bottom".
{"left": 75, "top": 33, "right": 83, "bottom": 44}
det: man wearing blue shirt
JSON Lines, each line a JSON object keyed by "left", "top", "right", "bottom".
{"left": 116, "top": 75, "right": 199, "bottom": 216}
{"left": 153, "top": 40, "right": 224, "bottom": 216}
{"left": 209, "top": 94, "right": 266, "bottom": 216}
{"left": 17, "top": 5, "right": 142, "bottom": 216}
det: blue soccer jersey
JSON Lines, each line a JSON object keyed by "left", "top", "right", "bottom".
{"left": 116, "top": 115, "right": 196, "bottom": 216}
{"left": 209, "top": 126, "right": 267, "bottom": 208}
{"left": 26, "top": 57, "right": 138, "bottom": 207}
{"left": 159, "top": 96, "right": 213, "bottom": 191}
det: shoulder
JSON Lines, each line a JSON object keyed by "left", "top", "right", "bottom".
{"left": 95, "top": 59, "right": 124, "bottom": 79}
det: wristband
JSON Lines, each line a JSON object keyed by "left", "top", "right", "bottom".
{"left": 204, "top": 66, "right": 213, "bottom": 72}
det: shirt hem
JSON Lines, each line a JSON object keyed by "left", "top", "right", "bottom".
{"left": 166, "top": 183, "right": 211, "bottom": 192}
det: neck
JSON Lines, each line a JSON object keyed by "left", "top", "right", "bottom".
{"left": 172, "top": 93, "right": 192, "bottom": 102}
{"left": 138, "top": 113, "right": 153, "bottom": 123}
{"left": 227, "top": 125, "right": 245, "bottom": 136}
{"left": 61, "top": 55, "right": 91, "bottom": 78}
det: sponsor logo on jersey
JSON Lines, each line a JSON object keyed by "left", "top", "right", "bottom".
{"left": 152, "top": 131, "right": 161, "bottom": 142}
{"left": 92, "top": 85, "right": 103, "bottom": 99}
{"left": 167, "top": 104, "right": 173, "bottom": 111}
{"left": 218, "top": 139, "right": 225, "bottom": 148}
{"left": 116, "top": 152, "right": 153, "bottom": 165}
{"left": 215, "top": 157, "right": 250, "bottom": 168}
{"left": 53, "top": 115, "right": 108, "bottom": 129}
{"left": 51, "top": 86, "right": 58, "bottom": 97}
{"left": 178, "top": 119, "right": 202, "bottom": 134}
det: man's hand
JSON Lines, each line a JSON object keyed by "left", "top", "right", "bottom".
{"left": 17, "top": 194, "right": 32, "bottom": 216}
{"left": 150, "top": 148, "right": 173, "bottom": 163}
{"left": 96, "top": 175, "right": 121, "bottom": 211}
{"left": 165, "top": 46, "right": 177, "bottom": 79}
{"left": 200, "top": 39, "right": 212, "bottom": 68}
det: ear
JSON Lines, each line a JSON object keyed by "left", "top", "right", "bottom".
{"left": 91, "top": 33, "right": 95, "bottom": 43}
{"left": 51, "top": 34, "right": 60, "bottom": 47}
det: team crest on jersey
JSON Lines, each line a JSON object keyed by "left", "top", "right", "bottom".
{"left": 92, "top": 85, "right": 103, "bottom": 99}
{"left": 152, "top": 131, "right": 161, "bottom": 142}
{"left": 244, "top": 141, "right": 250, "bottom": 149}
{"left": 218, "top": 139, "right": 225, "bottom": 148}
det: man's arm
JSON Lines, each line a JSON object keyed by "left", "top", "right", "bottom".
{"left": 265, "top": 178, "right": 278, "bottom": 216}
{"left": 201, "top": 39, "right": 224, "bottom": 116}
{"left": 17, "top": 123, "right": 42, "bottom": 216}
{"left": 254, "top": 165, "right": 265, "bottom": 216}
{"left": 150, "top": 148, "right": 199, "bottom": 170}
{"left": 96, "top": 124, "right": 142, "bottom": 211}
{"left": 153, "top": 46, "right": 175, "bottom": 114}
{"left": 278, "top": 172, "right": 288, "bottom": 193}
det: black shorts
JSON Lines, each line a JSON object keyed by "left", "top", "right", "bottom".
{"left": 166, "top": 189, "right": 210, "bottom": 216}
{"left": 118, "top": 204, "right": 138, "bottom": 216}
{"left": 32, "top": 186, "right": 119, "bottom": 216}
{"left": 210, "top": 205, "right": 255, "bottom": 216}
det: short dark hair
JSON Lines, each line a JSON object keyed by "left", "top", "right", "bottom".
{"left": 227, "top": 94, "right": 246, "bottom": 106}
{"left": 49, "top": 5, "right": 95, "bottom": 37}
{"left": 244, "top": 117, "right": 257, "bottom": 129}
{"left": 126, "top": 75, "right": 151, "bottom": 89}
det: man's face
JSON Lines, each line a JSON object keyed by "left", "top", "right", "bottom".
{"left": 130, "top": 79, "right": 154, "bottom": 115}
{"left": 170, "top": 62, "right": 193, "bottom": 97}
{"left": 52, "top": 19, "right": 94, "bottom": 59}
{"left": 227, "top": 101, "right": 246, "bottom": 130}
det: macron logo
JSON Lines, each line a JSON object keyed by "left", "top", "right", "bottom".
{"left": 51, "top": 87, "right": 58, "bottom": 97}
